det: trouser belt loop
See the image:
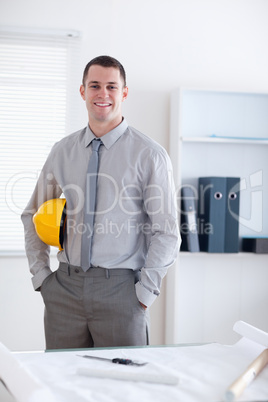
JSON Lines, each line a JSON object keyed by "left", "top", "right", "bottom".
{"left": 105, "top": 269, "right": 110, "bottom": 279}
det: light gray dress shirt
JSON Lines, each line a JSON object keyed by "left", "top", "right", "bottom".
{"left": 21, "top": 119, "right": 180, "bottom": 307}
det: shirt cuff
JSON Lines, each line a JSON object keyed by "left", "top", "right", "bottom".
{"left": 31, "top": 267, "right": 53, "bottom": 291}
{"left": 135, "top": 281, "right": 158, "bottom": 308}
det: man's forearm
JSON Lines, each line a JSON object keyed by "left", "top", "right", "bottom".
{"left": 21, "top": 208, "right": 51, "bottom": 290}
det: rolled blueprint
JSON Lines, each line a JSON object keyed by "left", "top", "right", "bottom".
{"left": 224, "top": 321, "right": 268, "bottom": 401}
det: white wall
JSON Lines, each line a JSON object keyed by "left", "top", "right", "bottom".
{"left": 1, "top": 0, "right": 268, "bottom": 350}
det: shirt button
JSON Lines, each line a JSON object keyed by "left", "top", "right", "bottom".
{"left": 75, "top": 268, "right": 79, "bottom": 273}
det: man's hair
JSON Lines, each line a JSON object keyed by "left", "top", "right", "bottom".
{"left": 82, "top": 55, "right": 126, "bottom": 87}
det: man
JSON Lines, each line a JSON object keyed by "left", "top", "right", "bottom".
{"left": 21, "top": 55, "right": 180, "bottom": 349}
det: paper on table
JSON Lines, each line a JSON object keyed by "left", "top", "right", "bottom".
{"left": 0, "top": 342, "right": 58, "bottom": 402}
{"left": 15, "top": 341, "right": 268, "bottom": 402}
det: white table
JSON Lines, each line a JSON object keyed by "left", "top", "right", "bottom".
{"left": 1, "top": 322, "right": 268, "bottom": 402}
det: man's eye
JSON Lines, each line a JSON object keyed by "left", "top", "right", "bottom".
{"left": 108, "top": 86, "right": 116, "bottom": 90}
{"left": 90, "top": 85, "right": 99, "bottom": 89}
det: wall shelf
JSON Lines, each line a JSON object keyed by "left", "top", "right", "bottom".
{"left": 181, "top": 136, "right": 268, "bottom": 145}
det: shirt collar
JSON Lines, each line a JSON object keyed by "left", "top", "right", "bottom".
{"left": 84, "top": 118, "right": 128, "bottom": 150}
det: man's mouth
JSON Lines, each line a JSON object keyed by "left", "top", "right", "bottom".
{"left": 94, "top": 102, "right": 111, "bottom": 108}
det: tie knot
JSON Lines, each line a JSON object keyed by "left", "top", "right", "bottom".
{"left": 92, "top": 139, "right": 102, "bottom": 152}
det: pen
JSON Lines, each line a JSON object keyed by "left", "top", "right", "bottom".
{"left": 224, "top": 348, "right": 268, "bottom": 401}
{"left": 77, "top": 355, "right": 147, "bottom": 366}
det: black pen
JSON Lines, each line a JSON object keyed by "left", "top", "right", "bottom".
{"left": 77, "top": 355, "right": 147, "bottom": 366}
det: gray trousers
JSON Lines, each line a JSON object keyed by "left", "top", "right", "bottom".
{"left": 40, "top": 263, "right": 149, "bottom": 350}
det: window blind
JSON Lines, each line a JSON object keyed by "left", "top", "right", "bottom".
{"left": 0, "top": 28, "right": 81, "bottom": 253}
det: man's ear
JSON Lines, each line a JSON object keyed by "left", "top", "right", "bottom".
{"left": 80, "top": 85, "right": 85, "bottom": 100}
{"left": 122, "top": 86, "right": 128, "bottom": 101}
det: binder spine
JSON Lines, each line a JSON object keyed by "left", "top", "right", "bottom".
{"left": 198, "top": 177, "right": 240, "bottom": 253}
{"left": 225, "top": 177, "right": 240, "bottom": 253}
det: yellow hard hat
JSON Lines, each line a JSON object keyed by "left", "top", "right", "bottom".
{"left": 33, "top": 198, "right": 66, "bottom": 250}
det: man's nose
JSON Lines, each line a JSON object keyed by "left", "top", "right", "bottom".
{"left": 98, "top": 87, "right": 109, "bottom": 98}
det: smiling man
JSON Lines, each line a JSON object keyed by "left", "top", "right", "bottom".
{"left": 21, "top": 55, "right": 180, "bottom": 350}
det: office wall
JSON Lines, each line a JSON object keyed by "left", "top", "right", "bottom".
{"left": 1, "top": 0, "right": 268, "bottom": 350}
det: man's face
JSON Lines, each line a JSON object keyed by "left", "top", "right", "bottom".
{"left": 80, "top": 65, "right": 128, "bottom": 131}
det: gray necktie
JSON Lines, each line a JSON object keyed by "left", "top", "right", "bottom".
{"left": 81, "top": 138, "right": 102, "bottom": 271}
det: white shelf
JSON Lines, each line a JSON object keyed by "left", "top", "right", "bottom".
{"left": 181, "top": 136, "right": 268, "bottom": 145}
